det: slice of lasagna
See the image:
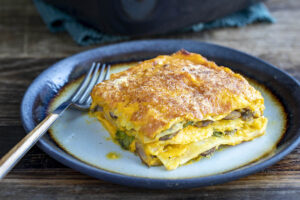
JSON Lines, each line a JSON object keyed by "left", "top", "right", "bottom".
{"left": 90, "top": 50, "right": 268, "bottom": 170}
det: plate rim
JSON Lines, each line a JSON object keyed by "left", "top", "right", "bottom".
{"left": 20, "top": 39, "right": 300, "bottom": 189}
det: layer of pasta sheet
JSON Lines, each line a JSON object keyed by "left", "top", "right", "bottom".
{"left": 93, "top": 108, "right": 267, "bottom": 170}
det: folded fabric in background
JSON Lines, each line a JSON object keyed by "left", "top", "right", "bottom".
{"left": 33, "top": 0, "right": 275, "bottom": 46}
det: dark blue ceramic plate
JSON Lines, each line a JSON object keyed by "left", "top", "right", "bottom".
{"left": 21, "top": 40, "right": 300, "bottom": 189}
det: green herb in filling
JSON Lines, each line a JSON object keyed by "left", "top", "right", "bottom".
{"left": 115, "top": 130, "right": 135, "bottom": 150}
{"left": 213, "top": 131, "right": 223, "bottom": 137}
{"left": 183, "top": 121, "right": 194, "bottom": 128}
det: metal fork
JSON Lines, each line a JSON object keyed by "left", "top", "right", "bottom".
{"left": 0, "top": 62, "right": 110, "bottom": 179}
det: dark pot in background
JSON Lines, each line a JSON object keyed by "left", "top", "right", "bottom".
{"left": 44, "top": 0, "right": 264, "bottom": 36}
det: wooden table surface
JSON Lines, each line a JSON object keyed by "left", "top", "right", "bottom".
{"left": 0, "top": 0, "right": 300, "bottom": 199}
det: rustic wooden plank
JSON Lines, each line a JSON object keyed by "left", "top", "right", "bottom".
{"left": 1, "top": 169, "right": 300, "bottom": 200}
{"left": 0, "top": 58, "right": 61, "bottom": 126}
{"left": 0, "top": 0, "right": 94, "bottom": 58}
{"left": 0, "top": 126, "right": 65, "bottom": 169}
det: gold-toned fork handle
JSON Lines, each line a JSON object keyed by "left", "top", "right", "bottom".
{"left": 0, "top": 113, "right": 59, "bottom": 179}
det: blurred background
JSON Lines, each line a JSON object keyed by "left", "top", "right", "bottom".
{"left": 1, "top": 0, "right": 299, "bottom": 73}
{"left": 0, "top": 0, "right": 300, "bottom": 199}
{"left": 1, "top": 0, "right": 298, "bottom": 66}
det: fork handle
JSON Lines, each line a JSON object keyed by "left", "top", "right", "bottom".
{"left": 0, "top": 113, "right": 59, "bottom": 179}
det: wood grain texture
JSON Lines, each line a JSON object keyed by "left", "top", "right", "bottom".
{"left": 0, "top": 0, "right": 300, "bottom": 199}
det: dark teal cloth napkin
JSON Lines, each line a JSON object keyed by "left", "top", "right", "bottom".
{"left": 33, "top": 0, "right": 275, "bottom": 46}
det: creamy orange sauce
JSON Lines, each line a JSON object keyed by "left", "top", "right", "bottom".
{"left": 106, "top": 152, "right": 121, "bottom": 160}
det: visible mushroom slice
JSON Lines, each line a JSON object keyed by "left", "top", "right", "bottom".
{"left": 158, "top": 122, "right": 184, "bottom": 140}
{"left": 241, "top": 109, "right": 254, "bottom": 121}
{"left": 135, "top": 142, "right": 161, "bottom": 166}
{"left": 213, "top": 131, "right": 223, "bottom": 137}
{"left": 223, "top": 111, "right": 241, "bottom": 120}
{"left": 109, "top": 112, "right": 118, "bottom": 119}
{"left": 200, "top": 147, "right": 216, "bottom": 157}
{"left": 159, "top": 131, "right": 180, "bottom": 141}
{"left": 195, "top": 120, "right": 213, "bottom": 128}
{"left": 135, "top": 142, "right": 149, "bottom": 166}
{"left": 183, "top": 121, "right": 194, "bottom": 128}
{"left": 91, "top": 105, "right": 103, "bottom": 112}
{"left": 224, "top": 129, "right": 237, "bottom": 135}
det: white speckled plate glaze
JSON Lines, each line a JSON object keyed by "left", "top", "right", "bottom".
{"left": 21, "top": 40, "right": 300, "bottom": 189}
{"left": 49, "top": 63, "right": 286, "bottom": 179}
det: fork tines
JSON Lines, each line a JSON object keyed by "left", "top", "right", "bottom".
{"left": 72, "top": 62, "right": 110, "bottom": 105}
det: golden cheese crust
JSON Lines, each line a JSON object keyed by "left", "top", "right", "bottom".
{"left": 91, "top": 50, "right": 264, "bottom": 139}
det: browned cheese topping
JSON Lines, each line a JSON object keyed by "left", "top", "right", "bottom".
{"left": 91, "top": 50, "right": 264, "bottom": 138}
